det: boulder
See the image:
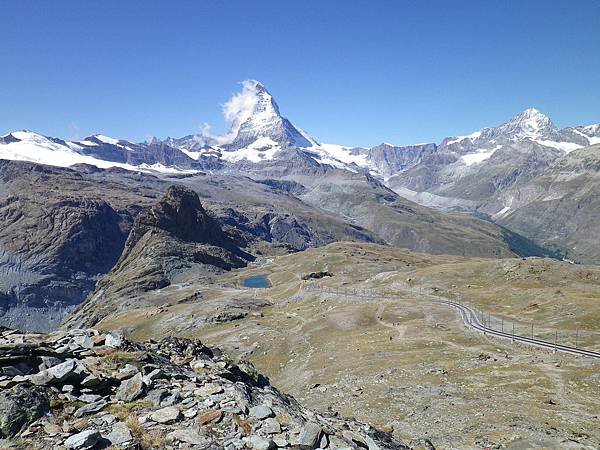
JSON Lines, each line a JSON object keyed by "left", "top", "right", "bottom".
{"left": 104, "top": 422, "right": 133, "bottom": 446}
{"left": 197, "top": 409, "right": 222, "bottom": 425}
{"left": 115, "top": 372, "right": 144, "bottom": 402}
{"left": 30, "top": 359, "right": 77, "bottom": 385}
{"left": 114, "top": 364, "right": 138, "bottom": 381}
{"left": 294, "top": 422, "right": 323, "bottom": 449}
{"left": 196, "top": 382, "right": 223, "bottom": 396}
{"left": 73, "top": 335, "right": 94, "bottom": 349}
{"left": 249, "top": 405, "right": 274, "bottom": 420}
{"left": 64, "top": 429, "right": 101, "bottom": 449}
{"left": 80, "top": 374, "right": 102, "bottom": 388}
{"left": 0, "top": 384, "right": 49, "bottom": 437}
{"left": 248, "top": 435, "right": 276, "bottom": 450}
{"left": 74, "top": 400, "right": 107, "bottom": 418}
{"left": 261, "top": 417, "right": 281, "bottom": 434}
{"left": 105, "top": 333, "right": 123, "bottom": 348}
{"left": 150, "top": 405, "right": 181, "bottom": 424}
{"left": 166, "top": 428, "right": 211, "bottom": 446}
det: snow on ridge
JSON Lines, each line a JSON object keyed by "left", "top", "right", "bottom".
{"left": 572, "top": 127, "right": 600, "bottom": 145}
{"left": 310, "top": 143, "right": 370, "bottom": 169}
{"left": 94, "top": 134, "right": 120, "bottom": 145}
{"left": 532, "top": 139, "right": 582, "bottom": 153}
{"left": 445, "top": 130, "right": 482, "bottom": 146}
{"left": 0, "top": 131, "right": 197, "bottom": 175}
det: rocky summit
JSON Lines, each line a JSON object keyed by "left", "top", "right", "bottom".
{"left": 64, "top": 185, "right": 254, "bottom": 330}
{"left": 0, "top": 327, "right": 424, "bottom": 449}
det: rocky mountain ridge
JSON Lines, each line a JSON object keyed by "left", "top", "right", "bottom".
{"left": 0, "top": 327, "right": 424, "bottom": 449}
{"left": 64, "top": 186, "right": 254, "bottom": 329}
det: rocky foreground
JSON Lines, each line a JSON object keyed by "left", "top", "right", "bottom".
{"left": 0, "top": 328, "right": 433, "bottom": 449}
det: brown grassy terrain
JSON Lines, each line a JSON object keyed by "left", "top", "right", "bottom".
{"left": 96, "top": 242, "right": 600, "bottom": 449}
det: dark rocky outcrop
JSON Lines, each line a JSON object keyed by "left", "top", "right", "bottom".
{"left": 301, "top": 271, "right": 333, "bottom": 280}
{"left": 63, "top": 186, "right": 254, "bottom": 329}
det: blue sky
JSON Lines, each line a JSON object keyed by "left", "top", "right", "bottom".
{"left": 1, "top": 1, "right": 599, "bottom": 147}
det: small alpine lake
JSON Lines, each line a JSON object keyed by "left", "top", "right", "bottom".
{"left": 243, "top": 274, "right": 271, "bottom": 288}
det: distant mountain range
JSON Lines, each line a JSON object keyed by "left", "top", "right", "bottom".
{"left": 3, "top": 81, "right": 598, "bottom": 177}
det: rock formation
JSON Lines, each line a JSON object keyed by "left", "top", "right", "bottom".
{"left": 0, "top": 327, "right": 419, "bottom": 449}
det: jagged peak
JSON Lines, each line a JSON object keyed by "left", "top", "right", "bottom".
{"left": 133, "top": 185, "right": 222, "bottom": 244}
{"left": 504, "top": 107, "right": 556, "bottom": 133}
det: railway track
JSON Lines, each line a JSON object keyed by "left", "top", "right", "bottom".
{"left": 304, "top": 285, "right": 600, "bottom": 359}
{"left": 439, "top": 299, "right": 600, "bottom": 359}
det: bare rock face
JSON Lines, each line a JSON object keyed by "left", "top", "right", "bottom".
{"left": 63, "top": 185, "right": 254, "bottom": 329}
{"left": 0, "top": 160, "right": 159, "bottom": 332}
{"left": 128, "top": 184, "right": 226, "bottom": 246}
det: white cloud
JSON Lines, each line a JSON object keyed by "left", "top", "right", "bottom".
{"left": 203, "top": 80, "right": 260, "bottom": 145}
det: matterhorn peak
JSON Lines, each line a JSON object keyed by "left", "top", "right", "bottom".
{"left": 223, "top": 80, "right": 316, "bottom": 149}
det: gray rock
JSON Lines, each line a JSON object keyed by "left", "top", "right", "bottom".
{"left": 64, "top": 429, "right": 101, "bottom": 449}
{"left": 146, "top": 388, "right": 168, "bottom": 407}
{"left": 31, "top": 359, "right": 77, "bottom": 385}
{"left": 80, "top": 374, "right": 102, "bottom": 388}
{"left": 196, "top": 382, "right": 223, "bottom": 396}
{"left": 273, "top": 436, "right": 289, "bottom": 447}
{"left": 160, "top": 390, "right": 182, "bottom": 407}
{"left": 294, "top": 422, "right": 323, "bottom": 449}
{"left": 97, "top": 413, "right": 117, "bottom": 426}
{"left": 166, "top": 428, "right": 211, "bottom": 446}
{"left": 38, "top": 356, "right": 63, "bottom": 370}
{"left": 78, "top": 394, "right": 102, "bottom": 403}
{"left": 248, "top": 435, "right": 276, "bottom": 450}
{"left": 1, "top": 366, "right": 23, "bottom": 377}
{"left": 114, "top": 364, "right": 138, "bottom": 381}
{"left": 261, "top": 417, "right": 281, "bottom": 434}
{"left": 105, "top": 332, "right": 123, "bottom": 348}
{"left": 319, "top": 432, "right": 329, "bottom": 449}
{"left": 74, "top": 400, "right": 107, "bottom": 418}
{"left": 104, "top": 421, "right": 133, "bottom": 446}
{"left": 150, "top": 405, "right": 181, "bottom": 424}
{"left": 143, "top": 368, "right": 164, "bottom": 385}
{"left": 73, "top": 335, "right": 94, "bottom": 349}
{"left": 0, "top": 384, "right": 49, "bottom": 437}
{"left": 28, "top": 370, "right": 54, "bottom": 386}
{"left": 116, "top": 372, "right": 144, "bottom": 402}
{"left": 249, "top": 405, "right": 274, "bottom": 420}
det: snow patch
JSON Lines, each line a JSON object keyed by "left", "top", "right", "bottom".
{"left": 460, "top": 145, "right": 502, "bottom": 166}
{"left": 492, "top": 195, "right": 515, "bottom": 219}
{"left": 533, "top": 139, "right": 582, "bottom": 153}
{"left": 219, "top": 137, "right": 281, "bottom": 163}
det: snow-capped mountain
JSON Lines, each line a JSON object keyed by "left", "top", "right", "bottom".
{"left": 226, "top": 81, "right": 317, "bottom": 150}
{"left": 438, "top": 108, "right": 596, "bottom": 165}
{"left": 0, "top": 131, "right": 208, "bottom": 173}
{"left": 385, "top": 107, "right": 600, "bottom": 215}
{"left": 162, "top": 81, "right": 318, "bottom": 164}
